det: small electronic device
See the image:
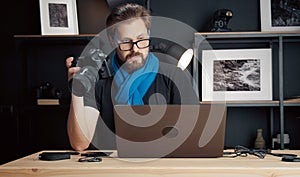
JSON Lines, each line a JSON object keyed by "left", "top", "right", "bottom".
{"left": 81, "top": 151, "right": 113, "bottom": 157}
{"left": 282, "top": 155, "right": 300, "bottom": 162}
{"left": 210, "top": 9, "right": 233, "bottom": 32}
{"left": 38, "top": 152, "right": 79, "bottom": 161}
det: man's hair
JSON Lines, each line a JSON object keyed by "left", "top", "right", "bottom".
{"left": 106, "top": 3, "right": 151, "bottom": 38}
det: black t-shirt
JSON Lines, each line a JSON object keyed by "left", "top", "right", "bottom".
{"left": 94, "top": 62, "right": 198, "bottom": 130}
{"left": 85, "top": 61, "right": 199, "bottom": 149}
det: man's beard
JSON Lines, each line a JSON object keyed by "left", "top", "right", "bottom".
{"left": 123, "top": 52, "right": 147, "bottom": 73}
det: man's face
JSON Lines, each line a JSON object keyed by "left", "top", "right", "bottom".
{"left": 114, "top": 18, "right": 150, "bottom": 73}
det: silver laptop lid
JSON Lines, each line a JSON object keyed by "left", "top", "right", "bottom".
{"left": 113, "top": 104, "right": 226, "bottom": 158}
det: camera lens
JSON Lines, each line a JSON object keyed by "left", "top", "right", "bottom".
{"left": 70, "top": 66, "right": 98, "bottom": 97}
{"left": 68, "top": 48, "right": 110, "bottom": 97}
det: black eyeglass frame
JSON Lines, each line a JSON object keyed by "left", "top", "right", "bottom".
{"left": 118, "top": 39, "right": 151, "bottom": 51}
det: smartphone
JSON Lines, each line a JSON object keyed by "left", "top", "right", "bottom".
{"left": 81, "top": 151, "right": 113, "bottom": 157}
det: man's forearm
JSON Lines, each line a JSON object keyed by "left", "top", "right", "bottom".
{"left": 67, "top": 95, "right": 99, "bottom": 151}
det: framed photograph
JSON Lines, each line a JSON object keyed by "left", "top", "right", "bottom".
{"left": 260, "top": 0, "right": 300, "bottom": 31}
{"left": 201, "top": 48, "right": 272, "bottom": 101}
{"left": 39, "top": 0, "right": 79, "bottom": 35}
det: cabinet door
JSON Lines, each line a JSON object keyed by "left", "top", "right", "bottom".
{"left": 31, "top": 107, "right": 71, "bottom": 151}
{"left": 0, "top": 105, "right": 18, "bottom": 164}
{"left": 15, "top": 36, "right": 94, "bottom": 154}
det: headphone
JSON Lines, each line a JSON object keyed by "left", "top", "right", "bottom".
{"left": 282, "top": 155, "right": 300, "bottom": 162}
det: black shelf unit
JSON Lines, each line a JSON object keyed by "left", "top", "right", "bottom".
{"left": 14, "top": 34, "right": 96, "bottom": 155}
{"left": 195, "top": 31, "right": 300, "bottom": 149}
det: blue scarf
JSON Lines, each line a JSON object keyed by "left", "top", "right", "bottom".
{"left": 112, "top": 52, "right": 159, "bottom": 105}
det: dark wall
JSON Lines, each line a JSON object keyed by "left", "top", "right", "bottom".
{"left": 76, "top": 0, "right": 111, "bottom": 33}
{"left": 1, "top": 0, "right": 41, "bottom": 164}
{"left": 151, "top": 0, "right": 260, "bottom": 32}
{"left": 1, "top": 0, "right": 261, "bottom": 103}
{"left": 2, "top": 0, "right": 295, "bottom": 164}
{"left": 2, "top": 0, "right": 39, "bottom": 105}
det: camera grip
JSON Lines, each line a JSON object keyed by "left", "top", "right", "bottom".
{"left": 71, "top": 57, "right": 78, "bottom": 67}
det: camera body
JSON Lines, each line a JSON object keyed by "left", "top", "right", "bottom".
{"left": 70, "top": 48, "right": 112, "bottom": 97}
{"left": 36, "top": 82, "right": 62, "bottom": 99}
{"left": 210, "top": 9, "right": 233, "bottom": 32}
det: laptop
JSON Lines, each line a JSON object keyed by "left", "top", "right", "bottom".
{"left": 113, "top": 104, "right": 227, "bottom": 158}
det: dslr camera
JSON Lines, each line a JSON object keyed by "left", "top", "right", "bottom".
{"left": 36, "top": 82, "right": 62, "bottom": 99}
{"left": 69, "top": 48, "right": 112, "bottom": 97}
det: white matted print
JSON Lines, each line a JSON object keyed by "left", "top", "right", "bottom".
{"left": 201, "top": 48, "right": 272, "bottom": 101}
{"left": 260, "top": 0, "right": 300, "bottom": 32}
{"left": 39, "top": 0, "right": 79, "bottom": 35}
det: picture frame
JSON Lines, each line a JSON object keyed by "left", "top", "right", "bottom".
{"left": 39, "top": 0, "right": 79, "bottom": 35}
{"left": 260, "top": 0, "right": 300, "bottom": 32}
{"left": 201, "top": 48, "right": 272, "bottom": 101}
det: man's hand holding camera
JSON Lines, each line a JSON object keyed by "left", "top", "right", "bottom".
{"left": 66, "top": 57, "right": 80, "bottom": 82}
{"left": 66, "top": 56, "right": 100, "bottom": 152}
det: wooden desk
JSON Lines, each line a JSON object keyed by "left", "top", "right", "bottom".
{"left": 1, "top": 150, "right": 300, "bottom": 176}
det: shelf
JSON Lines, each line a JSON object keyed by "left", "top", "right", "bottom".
{"left": 13, "top": 34, "right": 98, "bottom": 43}
{"left": 196, "top": 31, "right": 300, "bottom": 39}
{"left": 283, "top": 98, "right": 300, "bottom": 107}
{"left": 194, "top": 31, "right": 300, "bottom": 149}
{"left": 14, "top": 34, "right": 98, "bottom": 38}
{"left": 200, "top": 99, "right": 300, "bottom": 107}
{"left": 21, "top": 104, "right": 70, "bottom": 111}
{"left": 200, "top": 100, "right": 279, "bottom": 107}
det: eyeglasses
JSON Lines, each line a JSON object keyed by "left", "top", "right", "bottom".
{"left": 118, "top": 39, "right": 150, "bottom": 51}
